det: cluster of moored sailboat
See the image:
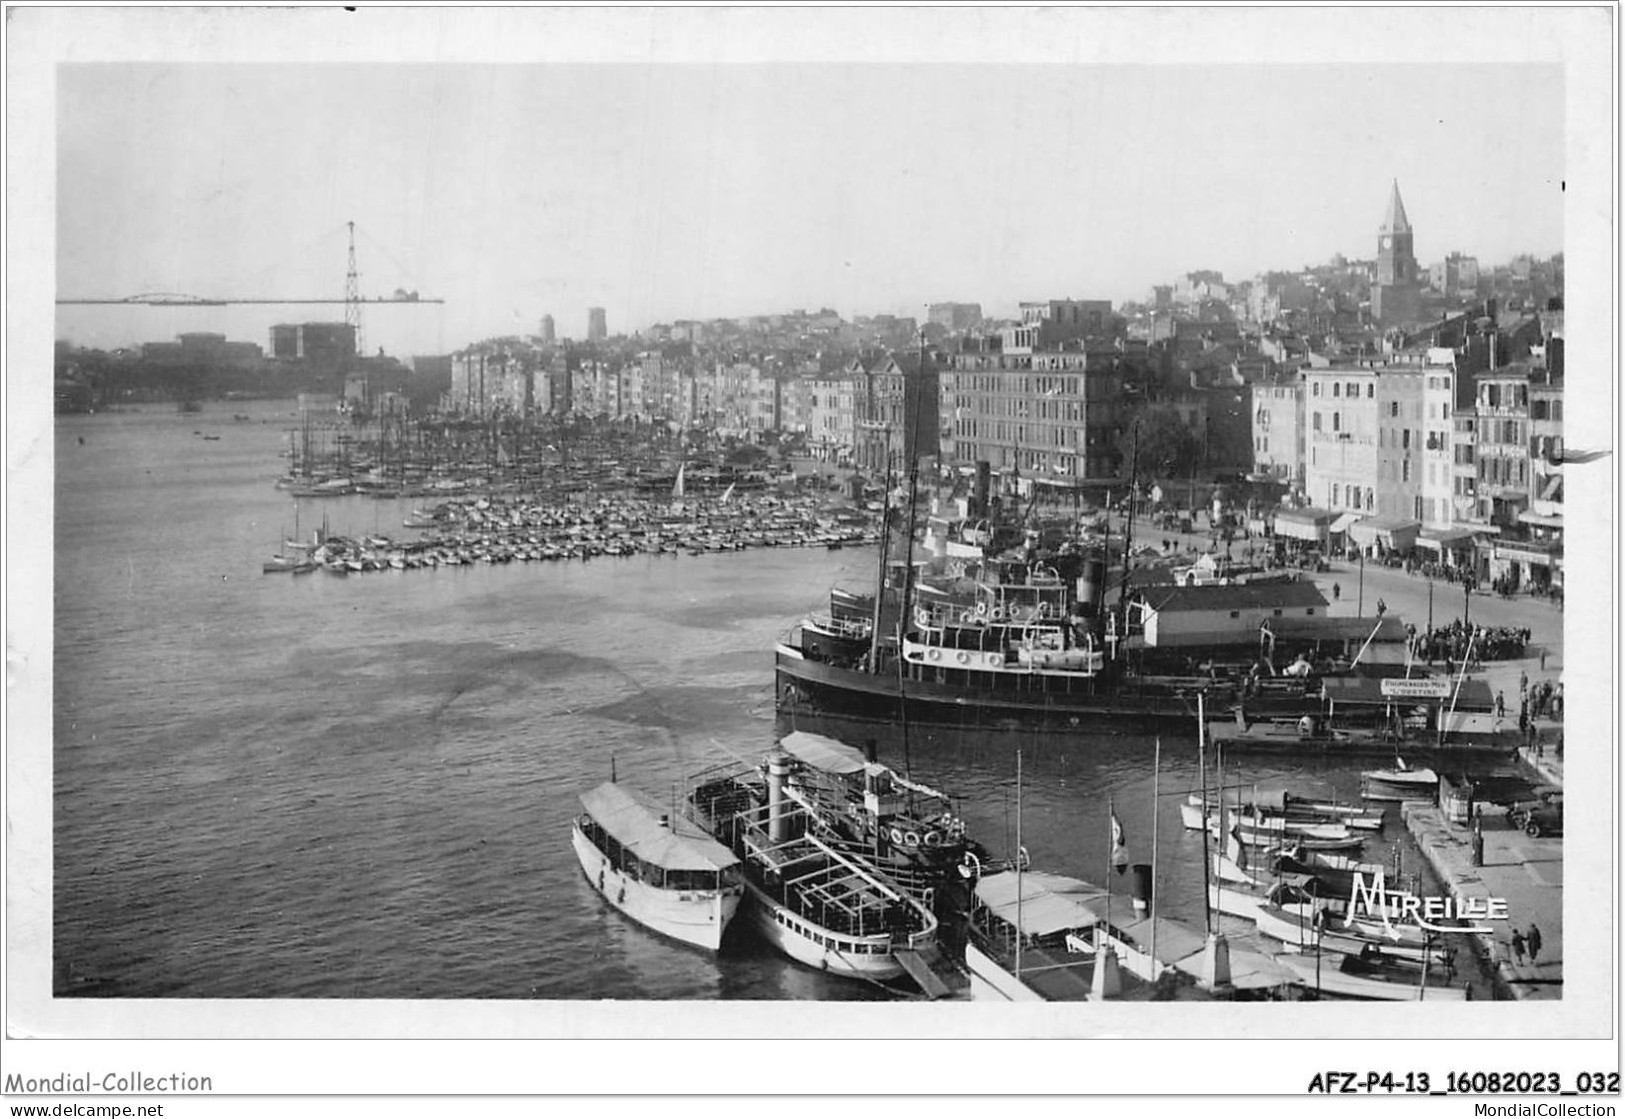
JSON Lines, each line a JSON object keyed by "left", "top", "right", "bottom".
{"left": 264, "top": 493, "right": 878, "bottom": 575}
{"left": 572, "top": 722, "right": 1473, "bottom": 1002}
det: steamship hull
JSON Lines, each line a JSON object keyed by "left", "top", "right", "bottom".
{"left": 774, "top": 645, "right": 1321, "bottom": 733}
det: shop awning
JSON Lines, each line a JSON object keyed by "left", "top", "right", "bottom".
{"left": 1517, "top": 511, "right": 1565, "bottom": 530}
{"left": 1495, "top": 540, "right": 1561, "bottom": 566}
{"left": 1329, "top": 512, "right": 1362, "bottom": 534}
{"left": 1271, "top": 506, "right": 1334, "bottom": 543}
{"left": 1416, "top": 526, "right": 1477, "bottom": 551}
{"left": 1348, "top": 517, "right": 1420, "bottom": 550}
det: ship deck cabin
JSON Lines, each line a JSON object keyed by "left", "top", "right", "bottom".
{"left": 578, "top": 784, "right": 743, "bottom": 892}
{"left": 732, "top": 802, "right": 933, "bottom": 944}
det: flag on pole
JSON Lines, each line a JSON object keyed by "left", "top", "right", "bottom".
{"left": 1110, "top": 812, "right": 1130, "bottom": 874}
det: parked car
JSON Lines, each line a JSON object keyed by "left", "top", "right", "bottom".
{"left": 1505, "top": 786, "right": 1563, "bottom": 830}
{"left": 1523, "top": 796, "right": 1563, "bottom": 839}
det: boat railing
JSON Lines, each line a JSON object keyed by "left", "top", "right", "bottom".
{"left": 809, "top": 613, "right": 869, "bottom": 639}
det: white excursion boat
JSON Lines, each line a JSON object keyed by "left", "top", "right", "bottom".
{"left": 687, "top": 753, "right": 941, "bottom": 987}
{"left": 572, "top": 782, "right": 745, "bottom": 952}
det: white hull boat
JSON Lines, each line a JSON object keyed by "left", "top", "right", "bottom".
{"left": 573, "top": 783, "right": 744, "bottom": 953}
{"left": 1272, "top": 950, "right": 1468, "bottom": 1001}
{"left": 1361, "top": 767, "right": 1439, "bottom": 802}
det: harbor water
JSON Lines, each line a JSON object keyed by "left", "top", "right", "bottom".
{"left": 52, "top": 402, "right": 1494, "bottom": 1000}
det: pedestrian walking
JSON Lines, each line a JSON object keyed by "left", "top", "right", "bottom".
{"left": 1526, "top": 924, "right": 1543, "bottom": 964}
{"left": 1511, "top": 929, "right": 1526, "bottom": 964}
{"left": 1495, "top": 691, "right": 1506, "bottom": 718}
{"left": 1519, "top": 670, "right": 1528, "bottom": 699}
{"left": 1540, "top": 647, "right": 1548, "bottom": 671}
{"left": 1332, "top": 582, "right": 1341, "bottom": 601}
{"left": 1376, "top": 597, "right": 1387, "bottom": 616}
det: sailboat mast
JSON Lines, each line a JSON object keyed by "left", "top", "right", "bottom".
{"left": 1117, "top": 419, "right": 1141, "bottom": 614}
{"left": 893, "top": 332, "right": 930, "bottom": 777}
{"left": 1014, "top": 748, "right": 1023, "bottom": 980}
{"left": 1150, "top": 736, "right": 1161, "bottom": 974}
{"left": 867, "top": 452, "right": 893, "bottom": 674}
{"left": 1197, "top": 692, "right": 1212, "bottom": 936}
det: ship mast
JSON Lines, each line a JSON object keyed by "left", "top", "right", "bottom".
{"left": 893, "top": 330, "right": 930, "bottom": 777}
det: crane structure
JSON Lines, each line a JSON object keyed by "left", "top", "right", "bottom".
{"left": 55, "top": 294, "right": 442, "bottom": 306}
{"left": 56, "top": 220, "right": 444, "bottom": 331}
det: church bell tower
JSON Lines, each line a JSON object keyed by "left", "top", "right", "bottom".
{"left": 1377, "top": 179, "right": 1417, "bottom": 286}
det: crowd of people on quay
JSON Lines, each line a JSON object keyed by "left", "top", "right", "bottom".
{"left": 1411, "top": 619, "right": 1531, "bottom": 666}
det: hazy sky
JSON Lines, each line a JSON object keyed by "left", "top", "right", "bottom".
{"left": 53, "top": 32, "right": 1569, "bottom": 356}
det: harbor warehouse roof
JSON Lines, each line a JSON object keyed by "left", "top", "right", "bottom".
{"left": 1145, "top": 582, "right": 1329, "bottom": 615}
{"left": 579, "top": 783, "right": 739, "bottom": 872}
{"left": 779, "top": 731, "right": 868, "bottom": 774}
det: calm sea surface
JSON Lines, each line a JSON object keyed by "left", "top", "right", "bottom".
{"left": 53, "top": 402, "right": 1493, "bottom": 1000}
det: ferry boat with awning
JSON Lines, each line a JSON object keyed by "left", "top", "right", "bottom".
{"left": 572, "top": 782, "right": 744, "bottom": 952}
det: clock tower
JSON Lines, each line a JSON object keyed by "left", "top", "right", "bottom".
{"left": 1376, "top": 179, "right": 1417, "bottom": 286}
{"left": 1373, "top": 180, "right": 1421, "bottom": 324}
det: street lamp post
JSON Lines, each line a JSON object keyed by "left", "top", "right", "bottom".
{"left": 1427, "top": 578, "right": 1434, "bottom": 633}
{"left": 1357, "top": 548, "right": 1365, "bottom": 617}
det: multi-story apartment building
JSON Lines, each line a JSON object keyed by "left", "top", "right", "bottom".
{"left": 1472, "top": 364, "right": 1534, "bottom": 530}
{"left": 1250, "top": 372, "right": 1306, "bottom": 486}
{"left": 1302, "top": 365, "right": 1426, "bottom": 526}
{"left": 712, "top": 361, "right": 781, "bottom": 438}
{"left": 450, "top": 347, "right": 533, "bottom": 416}
{"left": 944, "top": 334, "right": 1122, "bottom": 481}
{"left": 1450, "top": 405, "right": 1480, "bottom": 529}
{"left": 855, "top": 352, "right": 938, "bottom": 473}
{"left": 777, "top": 375, "right": 812, "bottom": 437}
{"left": 1419, "top": 355, "right": 1457, "bottom": 529}
{"left": 1527, "top": 376, "right": 1564, "bottom": 525}
{"left": 927, "top": 302, "right": 983, "bottom": 332}
{"left": 1018, "top": 299, "right": 1119, "bottom": 348}
{"left": 806, "top": 372, "right": 856, "bottom": 462}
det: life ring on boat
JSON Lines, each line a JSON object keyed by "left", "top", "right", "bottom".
{"left": 1034, "top": 602, "right": 1051, "bottom": 620}
{"left": 1298, "top": 716, "right": 1316, "bottom": 735}
{"left": 959, "top": 608, "right": 976, "bottom": 624}
{"left": 975, "top": 601, "right": 990, "bottom": 619}
{"left": 889, "top": 826, "right": 906, "bottom": 846}
{"left": 960, "top": 850, "right": 982, "bottom": 880}
{"left": 927, "top": 648, "right": 941, "bottom": 662}
{"left": 904, "top": 830, "right": 922, "bottom": 847}
{"left": 955, "top": 651, "right": 970, "bottom": 666}
{"left": 915, "top": 606, "right": 932, "bottom": 628}
{"left": 923, "top": 830, "right": 944, "bottom": 847}
{"left": 991, "top": 607, "right": 1007, "bottom": 621}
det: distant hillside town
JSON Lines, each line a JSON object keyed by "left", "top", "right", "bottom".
{"left": 57, "top": 181, "right": 1563, "bottom": 592}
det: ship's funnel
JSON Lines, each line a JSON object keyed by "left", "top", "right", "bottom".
{"left": 1078, "top": 557, "right": 1107, "bottom": 616}
{"left": 767, "top": 750, "right": 791, "bottom": 843}
{"left": 1130, "top": 864, "right": 1153, "bottom": 912}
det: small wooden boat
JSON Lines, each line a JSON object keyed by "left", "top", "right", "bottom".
{"left": 572, "top": 782, "right": 744, "bottom": 952}
{"left": 1207, "top": 814, "right": 1362, "bottom": 851}
{"left": 1360, "top": 764, "right": 1439, "bottom": 802}
{"left": 1272, "top": 948, "right": 1468, "bottom": 1001}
